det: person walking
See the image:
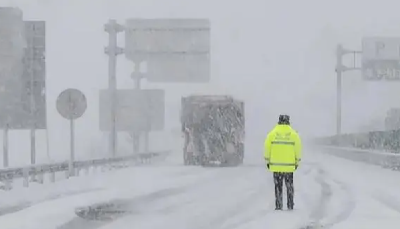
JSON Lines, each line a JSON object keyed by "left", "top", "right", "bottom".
{"left": 264, "top": 114, "right": 302, "bottom": 210}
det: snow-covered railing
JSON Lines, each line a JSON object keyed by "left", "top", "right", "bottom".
{"left": 313, "top": 130, "right": 400, "bottom": 151}
{"left": 316, "top": 145, "right": 400, "bottom": 170}
{"left": 0, "top": 151, "right": 170, "bottom": 190}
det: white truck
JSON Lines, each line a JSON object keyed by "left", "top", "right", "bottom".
{"left": 180, "top": 95, "right": 245, "bottom": 167}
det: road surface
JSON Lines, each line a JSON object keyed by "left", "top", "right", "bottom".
{"left": 1, "top": 146, "right": 400, "bottom": 229}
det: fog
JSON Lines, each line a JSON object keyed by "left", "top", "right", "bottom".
{"left": 2, "top": 0, "right": 400, "bottom": 165}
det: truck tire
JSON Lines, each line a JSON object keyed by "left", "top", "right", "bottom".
{"left": 237, "top": 143, "right": 245, "bottom": 164}
{"left": 199, "top": 153, "right": 210, "bottom": 167}
{"left": 220, "top": 159, "right": 231, "bottom": 167}
{"left": 184, "top": 152, "right": 195, "bottom": 166}
{"left": 219, "top": 143, "right": 244, "bottom": 167}
{"left": 183, "top": 153, "right": 190, "bottom": 165}
{"left": 217, "top": 153, "right": 234, "bottom": 167}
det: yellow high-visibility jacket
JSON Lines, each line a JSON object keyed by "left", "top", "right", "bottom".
{"left": 264, "top": 124, "right": 302, "bottom": 172}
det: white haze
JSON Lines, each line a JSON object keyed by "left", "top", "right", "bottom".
{"left": 1, "top": 0, "right": 400, "bottom": 165}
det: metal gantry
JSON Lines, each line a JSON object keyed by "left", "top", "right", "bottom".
{"left": 335, "top": 44, "right": 362, "bottom": 135}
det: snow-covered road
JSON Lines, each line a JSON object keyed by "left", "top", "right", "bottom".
{"left": 2, "top": 147, "right": 400, "bottom": 229}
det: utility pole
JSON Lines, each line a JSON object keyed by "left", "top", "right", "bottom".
{"left": 335, "top": 44, "right": 362, "bottom": 135}
{"left": 104, "top": 19, "right": 124, "bottom": 157}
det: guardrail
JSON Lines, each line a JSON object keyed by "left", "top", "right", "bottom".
{"left": 0, "top": 151, "right": 170, "bottom": 190}
{"left": 313, "top": 129, "right": 400, "bottom": 170}
{"left": 316, "top": 145, "right": 400, "bottom": 170}
{"left": 313, "top": 130, "right": 400, "bottom": 152}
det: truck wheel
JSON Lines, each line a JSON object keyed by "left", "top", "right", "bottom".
{"left": 238, "top": 143, "right": 244, "bottom": 164}
{"left": 220, "top": 160, "right": 230, "bottom": 167}
{"left": 219, "top": 153, "right": 234, "bottom": 167}
{"left": 188, "top": 154, "right": 196, "bottom": 165}
{"left": 184, "top": 152, "right": 195, "bottom": 166}
{"left": 184, "top": 153, "right": 189, "bottom": 165}
{"left": 194, "top": 155, "right": 202, "bottom": 165}
{"left": 199, "top": 154, "right": 209, "bottom": 167}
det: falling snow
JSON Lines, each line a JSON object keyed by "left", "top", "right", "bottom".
{"left": 2, "top": 0, "right": 400, "bottom": 228}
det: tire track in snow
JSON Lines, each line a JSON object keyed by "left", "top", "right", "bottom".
{"left": 198, "top": 181, "right": 274, "bottom": 229}
{"left": 57, "top": 167, "right": 246, "bottom": 229}
{"left": 0, "top": 187, "right": 104, "bottom": 217}
{"left": 309, "top": 168, "right": 332, "bottom": 222}
{"left": 0, "top": 166, "right": 202, "bottom": 218}
{"left": 196, "top": 163, "right": 315, "bottom": 229}
{"left": 324, "top": 179, "right": 356, "bottom": 228}
{"left": 147, "top": 166, "right": 269, "bottom": 229}
{"left": 111, "top": 166, "right": 269, "bottom": 229}
{"left": 219, "top": 195, "right": 275, "bottom": 229}
{"left": 371, "top": 191, "right": 400, "bottom": 216}
{"left": 57, "top": 187, "right": 187, "bottom": 229}
{"left": 298, "top": 165, "right": 356, "bottom": 229}
{"left": 226, "top": 166, "right": 315, "bottom": 229}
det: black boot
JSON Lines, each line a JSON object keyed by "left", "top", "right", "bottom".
{"left": 275, "top": 197, "right": 283, "bottom": 210}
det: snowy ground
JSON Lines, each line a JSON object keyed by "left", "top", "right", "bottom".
{"left": 2, "top": 146, "right": 400, "bottom": 229}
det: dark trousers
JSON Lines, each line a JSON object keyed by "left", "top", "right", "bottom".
{"left": 273, "top": 172, "right": 294, "bottom": 209}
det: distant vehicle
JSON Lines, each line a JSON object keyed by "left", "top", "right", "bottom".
{"left": 180, "top": 95, "right": 245, "bottom": 167}
{"left": 385, "top": 108, "right": 400, "bottom": 131}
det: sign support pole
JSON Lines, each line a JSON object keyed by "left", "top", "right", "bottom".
{"left": 132, "top": 132, "right": 139, "bottom": 154}
{"left": 334, "top": 44, "right": 361, "bottom": 136}
{"left": 68, "top": 94, "right": 75, "bottom": 177}
{"left": 56, "top": 88, "right": 87, "bottom": 177}
{"left": 104, "top": 20, "right": 124, "bottom": 157}
{"left": 131, "top": 67, "right": 148, "bottom": 154}
{"left": 26, "top": 23, "right": 38, "bottom": 182}
{"left": 69, "top": 118, "right": 75, "bottom": 177}
{"left": 45, "top": 128, "right": 51, "bottom": 162}
{"left": 3, "top": 124, "right": 8, "bottom": 167}
{"left": 29, "top": 25, "right": 36, "bottom": 168}
{"left": 336, "top": 45, "right": 343, "bottom": 136}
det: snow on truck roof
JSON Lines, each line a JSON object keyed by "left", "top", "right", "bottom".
{"left": 183, "top": 95, "right": 240, "bottom": 102}
{"left": 182, "top": 95, "right": 243, "bottom": 112}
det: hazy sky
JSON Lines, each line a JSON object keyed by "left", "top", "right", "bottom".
{"left": 2, "top": 0, "right": 400, "bottom": 162}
